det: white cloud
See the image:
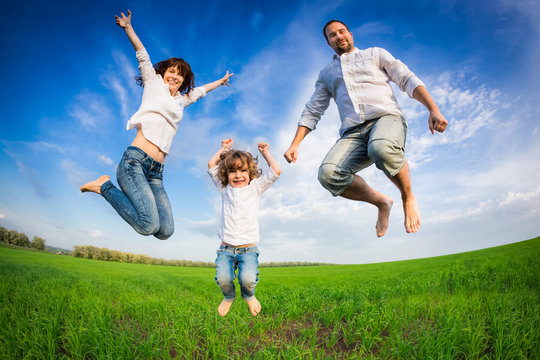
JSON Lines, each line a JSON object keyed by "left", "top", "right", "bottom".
{"left": 89, "top": 230, "right": 104, "bottom": 238}
{"left": 398, "top": 72, "right": 512, "bottom": 167}
{"left": 230, "top": 16, "right": 330, "bottom": 130}
{"left": 60, "top": 160, "right": 95, "bottom": 190}
{"left": 353, "top": 22, "right": 394, "bottom": 37}
{"left": 68, "top": 92, "right": 115, "bottom": 131}
{"left": 499, "top": 185, "right": 540, "bottom": 207}
{"left": 0, "top": 214, "right": 5, "bottom": 219}
{"left": 102, "top": 50, "right": 140, "bottom": 120}
{"left": 9, "top": 157, "right": 52, "bottom": 200}
{"left": 68, "top": 50, "right": 139, "bottom": 135}
{"left": 98, "top": 154, "right": 114, "bottom": 166}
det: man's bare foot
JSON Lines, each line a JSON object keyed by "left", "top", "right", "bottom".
{"left": 218, "top": 299, "right": 234, "bottom": 317}
{"left": 403, "top": 195, "right": 420, "bottom": 233}
{"left": 80, "top": 175, "right": 110, "bottom": 194}
{"left": 376, "top": 195, "right": 394, "bottom": 237}
{"left": 246, "top": 297, "right": 261, "bottom": 316}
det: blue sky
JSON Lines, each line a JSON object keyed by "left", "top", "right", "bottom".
{"left": 1, "top": 0, "right": 539, "bottom": 264}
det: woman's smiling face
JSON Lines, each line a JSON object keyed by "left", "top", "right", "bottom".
{"left": 163, "top": 65, "right": 184, "bottom": 95}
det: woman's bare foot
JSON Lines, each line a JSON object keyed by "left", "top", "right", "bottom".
{"left": 376, "top": 195, "right": 394, "bottom": 237}
{"left": 80, "top": 175, "right": 110, "bottom": 194}
{"left": 246, "top": 297, "right": 261, "bottom": 316}
{"left": 403, "top": 195, "right": 420, "bottom": 233}
{"left": 218, "top": 299, "right": 234, "bottom": 317}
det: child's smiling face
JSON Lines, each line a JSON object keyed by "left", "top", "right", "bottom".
{"left": 227, "top": 163, "right": 250, "bottom": 188}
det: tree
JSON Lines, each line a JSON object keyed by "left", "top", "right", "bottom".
{"left": 6, "top": 230, "right": 19, "bottom": 245}
{"left": 0, "top": 226, "right": 8, "bottom": 242}
{"left": 97, "top": 247, "right": 111, "bottom": 261}
{"left": 32, "top": 236, "right": 46, "bottom": 251}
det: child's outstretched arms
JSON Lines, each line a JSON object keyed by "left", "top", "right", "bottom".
{"left": 258, "top": 143, "right": 281, "bottom": 176}
{"left": 115, "top": 10, "right": 144, "bottom": 52}
{"left": 208, "top": 138, "right": 233, "bottom": 169}
{"left": 203, "top": 71, "right": 234, "bottom": 93}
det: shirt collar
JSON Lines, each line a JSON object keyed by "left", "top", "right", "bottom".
{"left": 333, "top": 47, "right": 360, "bottom": 60}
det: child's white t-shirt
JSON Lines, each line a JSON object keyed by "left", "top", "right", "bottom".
{"left": 208, "top": 166, "right": 279, "bottom": 246}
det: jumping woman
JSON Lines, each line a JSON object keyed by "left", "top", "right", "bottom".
{"left": 81, "top": 10, "right": 233, "bottom": 239}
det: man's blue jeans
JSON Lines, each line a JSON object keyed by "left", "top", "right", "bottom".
{"left": 318, "top": 115, "right": 407, "bottom": 196}
{"left": 215, "top": 245, "right": 260, "bottom": 302}
{"left": 100, "top": 146, "right": 174, "bottom": 240}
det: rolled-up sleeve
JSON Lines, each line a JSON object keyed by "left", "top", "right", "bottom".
{"left": 208, "top": 165, "right": 223, "bottom": 191}
{"left": 378, "top": 48, "right": 424, "bottom": 99}
{"left": 182, "top": 86, "right": 207, "bottom": 107}
{"left": 136, "top": 48, "right": 158, "bottom": 84}
{"left": 254, "top": 167, "right": 279, "bottom": 194}
{"left": 298, "top": 75, "right": 332, "bottom": 131}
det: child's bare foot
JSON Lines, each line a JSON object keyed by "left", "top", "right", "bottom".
{"left": 376, "top": 195, "right": 393, "bottom": 237}
{"left": 403, "top": 195, "right": 420, "bottom": 233}
{"left": 80, "top": 175, "right": 110, "bottom": 194}
{"left": 218, "top": 299, "right": 233, "bottom": 317}
{"left": 246, "top": 297, "right": 261, "bottom": 316}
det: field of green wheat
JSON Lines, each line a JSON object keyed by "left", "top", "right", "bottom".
{"left": 1, "top": 237, "right": 539, "bottom": 359}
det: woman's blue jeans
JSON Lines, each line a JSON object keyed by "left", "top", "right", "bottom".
{"left": 100, "top": 146, "right": 174, "bottom": 240}
{"left": 215, "top": 245, "right": 260, "bottom": 302}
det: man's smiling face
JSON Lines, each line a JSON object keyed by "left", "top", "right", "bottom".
{"left": 325, "top": 22, "right": 354, "bottom": 55}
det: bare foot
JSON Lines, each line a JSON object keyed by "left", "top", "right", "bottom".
{"left": 376, "top": 195, "right": 394, "bottom": 237}
{"left": 218, "top": 299, "right": 234, "bottom": 317}
{"left": 403, "top": 195, "right": 421, "bottom": 233}
{"left": 80, "top": 175, "right": 110, "bottom": 194}
{"left": 246, "top": 297, "right": 261, "bottom": 316}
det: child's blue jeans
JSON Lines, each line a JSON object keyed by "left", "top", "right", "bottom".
{"left": 100, "top": 146, "right": 174, "bottom": 240}
{"left": 215, "top": 244, "right": 259, "bottom": 302}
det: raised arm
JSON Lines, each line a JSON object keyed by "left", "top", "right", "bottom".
{"left": 284, "top": 75, "right": 330, "bottom": 164}
{"left": 412, "top": 85, "right": 448, "bottom": 134}
{"left": 202, "top": 71, "right": 234, "bottom": 93}
{"left": 258, "top": 143, "right": 281, "bottom": 176}
{"left": 115, "top": 10, "right": 144, "bottom": 52}
{"left": 208, "top": 138, "right": 233, "bottom": 169}
{"left": 283, "top": 125, "right": 311, "bottom": 163}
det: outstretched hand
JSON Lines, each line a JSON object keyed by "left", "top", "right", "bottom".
{"left": 220, "top": 71, "right": 234, "bottom": 86}
{"left": 115, "top": 10, "right": 132, "bottom": 29}
{"left": 428, "top": 109, "right": 448, "bottom": 134}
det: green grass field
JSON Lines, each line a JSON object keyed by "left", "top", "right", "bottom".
{"left": 1, "top": 237, "right": 539, "bottom": 359}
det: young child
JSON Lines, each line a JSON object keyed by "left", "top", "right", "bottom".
{"left": 80, "top": 10, "right": 233, "bottom": 239}
{"left": 208, "top": 138, "right": 281, "bottom": 316}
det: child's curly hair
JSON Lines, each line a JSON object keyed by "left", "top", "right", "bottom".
{"left": 217, "top": 149, "right": 262, "bottom": 187}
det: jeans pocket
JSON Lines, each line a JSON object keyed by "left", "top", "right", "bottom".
{"left": 245, "top": 246, "right": 259, "bottom": 256}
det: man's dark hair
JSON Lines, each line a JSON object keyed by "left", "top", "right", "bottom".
{"left": 323, "top": 20, "right": 350, "bottom": 41}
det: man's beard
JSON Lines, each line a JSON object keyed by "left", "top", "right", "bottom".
{"left": 336, "top": 41, "right": 353, "bottom": 55}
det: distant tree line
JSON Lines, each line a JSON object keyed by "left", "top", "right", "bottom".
{"left": 72, "top": 244, "right": 334, "bottom": 267}
{"left": 259, "top": 261, "right": 335, "bottom": 267}
{"left": 0, "top": 225, "right": 46, "bottom": 250}
{"left": 72, "top": 245, "right": 215, "bottom": 267}
{"left": 1, "top": 224, "right": 334, "bottom": 267}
